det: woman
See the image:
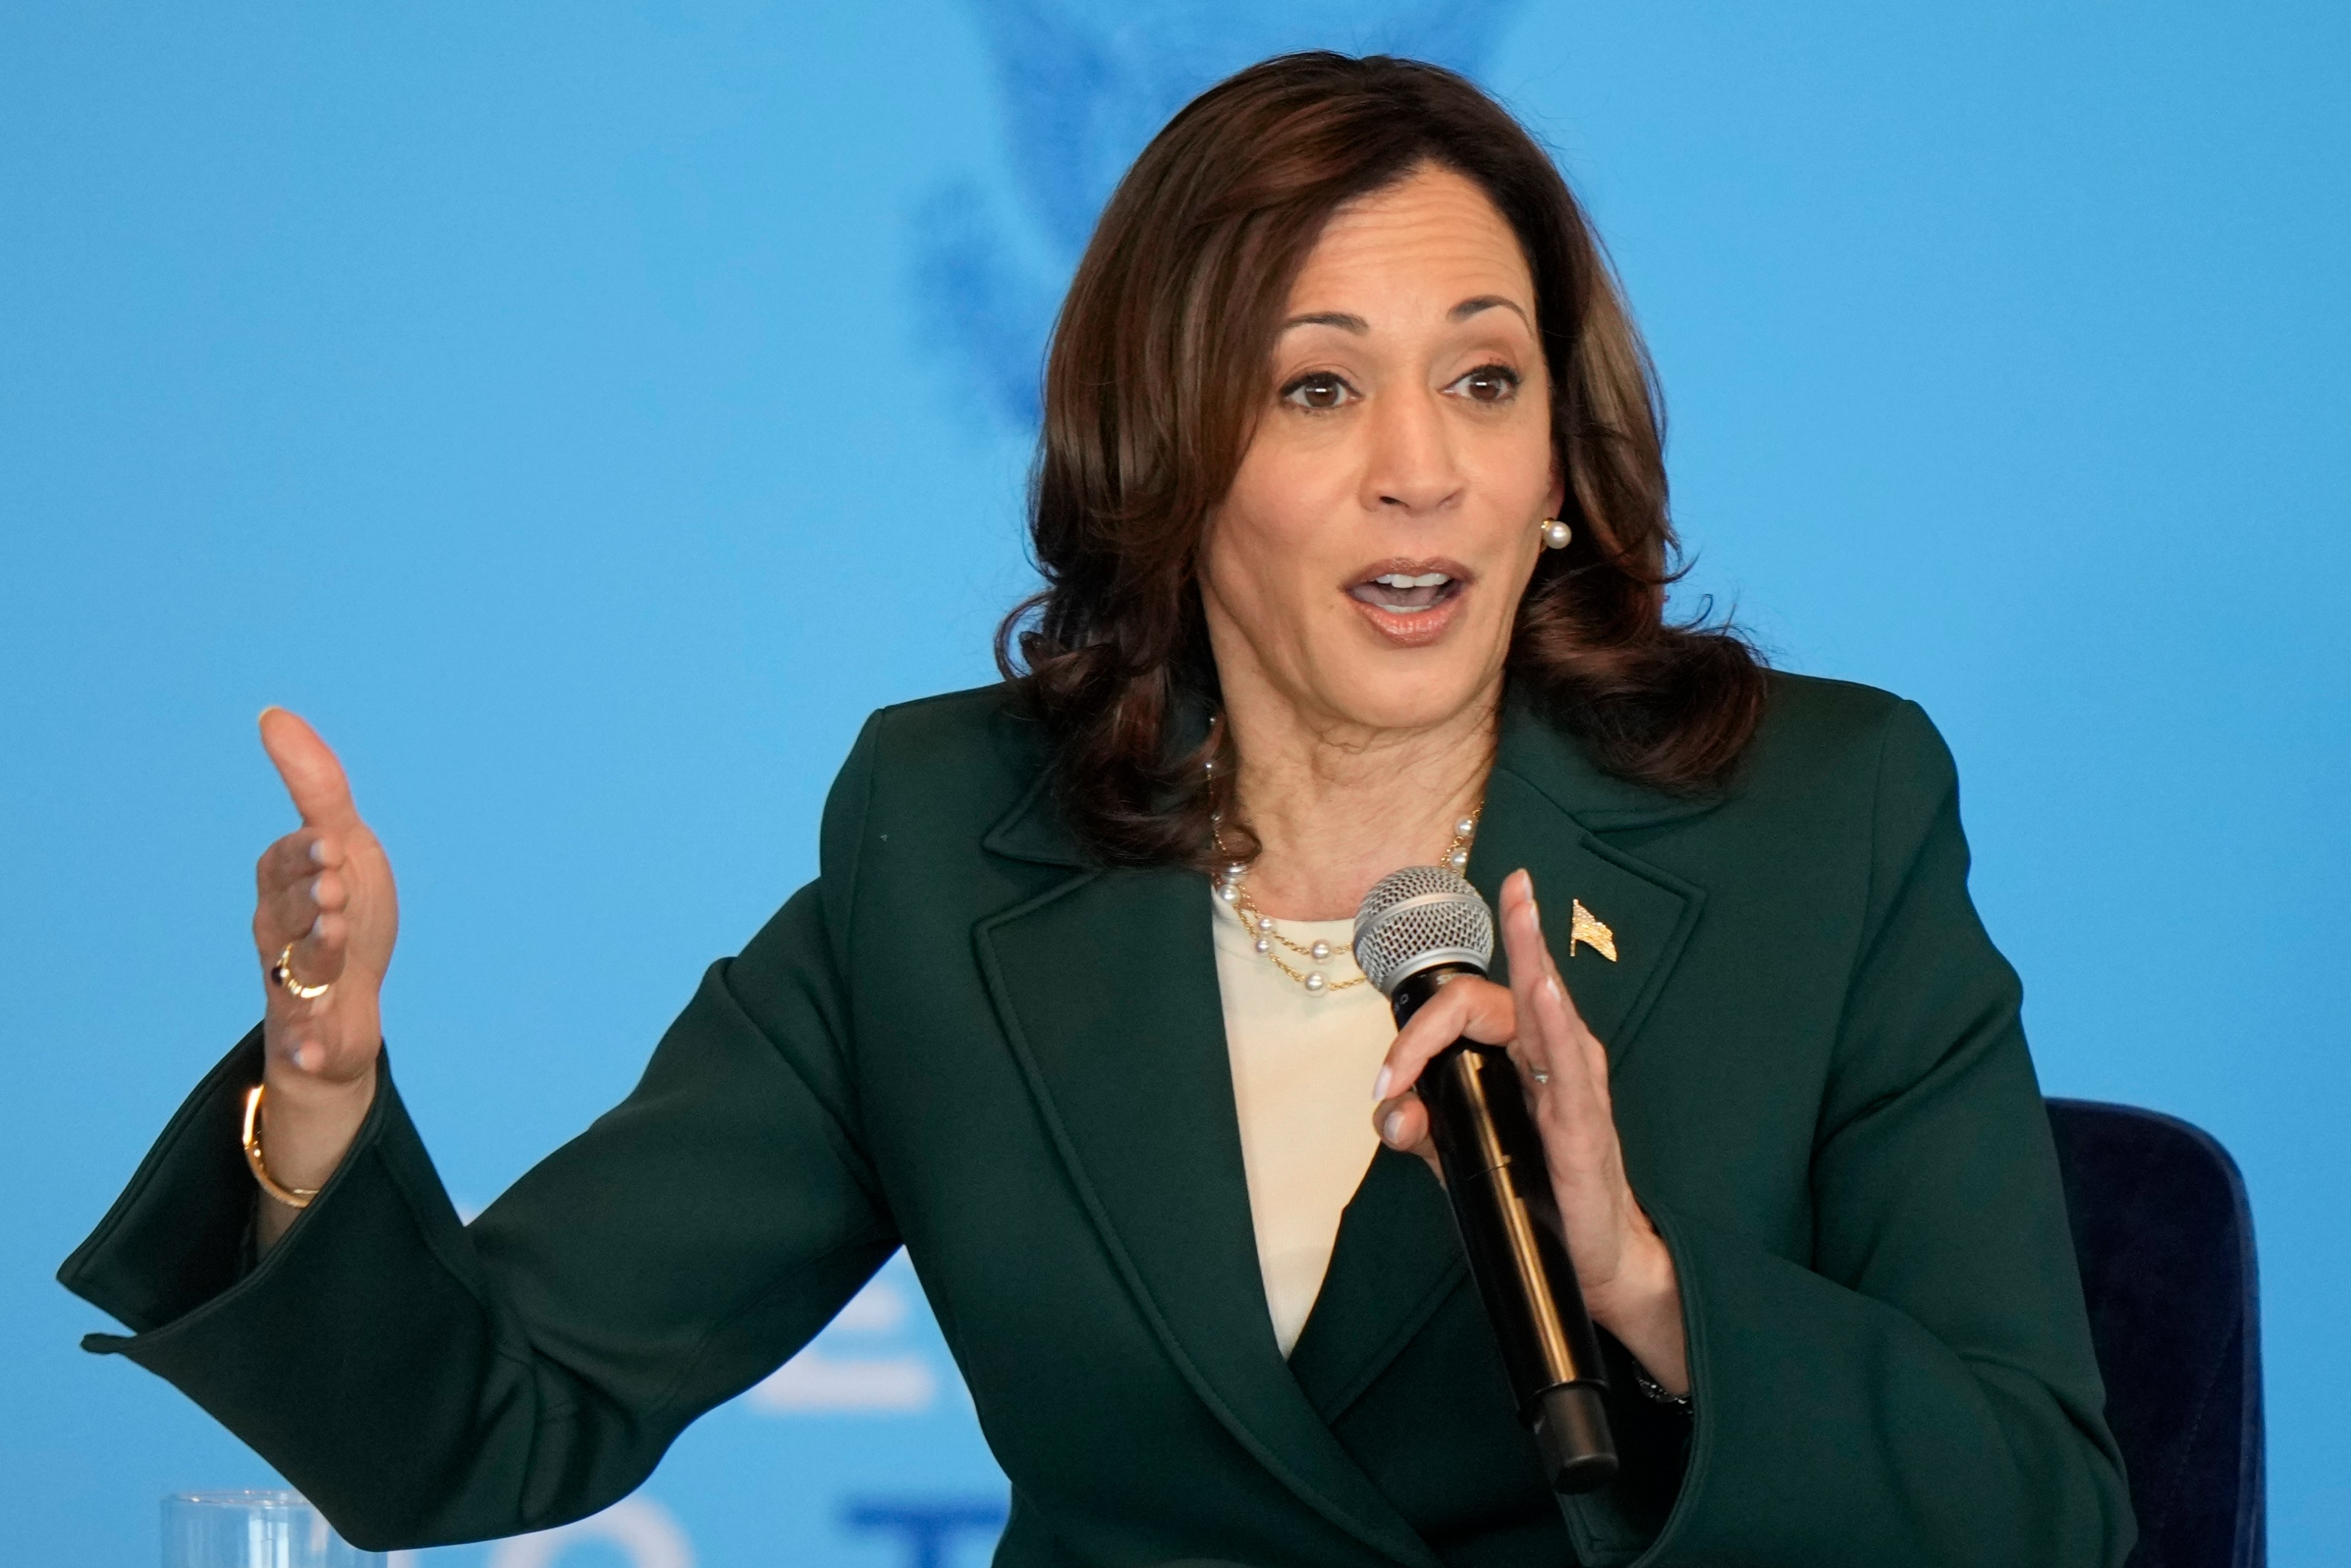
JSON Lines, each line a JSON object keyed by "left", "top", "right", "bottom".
{"left": 60, "top": 53, "right": 2131, "bottom": 1567}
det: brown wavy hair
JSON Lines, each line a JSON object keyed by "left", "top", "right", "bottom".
{"left": 996, "top": 52, "right": 1766, "bottom": 869}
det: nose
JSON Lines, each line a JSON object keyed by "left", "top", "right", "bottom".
{"left": 1360, "top": 383, "right": 1465, "bottom": 519}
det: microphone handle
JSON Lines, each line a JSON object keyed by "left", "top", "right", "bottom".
{"left": 1393, "top": 964, "right": 1618, "bottom": 1495}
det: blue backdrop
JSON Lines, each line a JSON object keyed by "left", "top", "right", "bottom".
{"left": 3, "top": 4, "right": 2344, "bottom": 1565}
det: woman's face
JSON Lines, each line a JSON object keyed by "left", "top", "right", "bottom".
{"left": 1201, "top": 162, "right": 1562, "bottom": 737}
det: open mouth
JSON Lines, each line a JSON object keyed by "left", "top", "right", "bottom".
{"left": 1347, "top": 568, "right": 1466, "bottom": 615}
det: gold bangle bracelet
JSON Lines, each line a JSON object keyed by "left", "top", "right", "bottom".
{"left": 241, "top": 1083, "right": 320, "bottom": 1210}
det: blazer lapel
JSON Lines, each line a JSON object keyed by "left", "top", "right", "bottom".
{"left": 1290, "top": 694, "right": 1714, "bottom": 1406}
{"left": 976, "top": 788, "right": 1440, "bottom": 1568}
{"left": 1287, "top": 1148, "right": 1466, "bottom": 1423}
{"left": 1469, "top": 695, "right": 1712, "bottom": 1070}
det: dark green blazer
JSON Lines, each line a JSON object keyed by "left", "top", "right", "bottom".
{"left": 61, "top": 674, "right": 2133, "bottom": 1566}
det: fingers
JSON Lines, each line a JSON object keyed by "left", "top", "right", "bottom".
{"left": 1368, "top": 869, "right": 1615, "bottom": 1186}
{"left": 1371, "top": 869, "right": 1563, "bottom": 1105}
{"left": 260, "top": 905, "right": 355, "bottom": 1076}
{"left": 1498, "top": 869, "right": 1609, "bottom": 1093}
{"left": 257, "top": 827, "right": 334, "bottom": 891}
{"left": 259, "top": 707, "right": 360, "bottom": 829}
{"left": 1527, "top": 970, "right": 1616, "bottom": 1171}
{"left": 1496, "top": 870, "right": 1551, "bottom": 1084}
{"left": 253, "top": 827, "right": 353, "bottom": 1015}
{"left": 253, "top": 900, "right": 349, "bottom": 995}
{"left": 1368, "top": 941, "right": 1514, "bottom": 1183}
{"left": 1376, "top": 1092, "right": 1425, "bottom": 1148}
{"left": 266, "top": 865, "right": 348, "bottom": 939}
{"left": 269, "top": 882, "right": 348, "bottom": 970}
{"left": 248, "top": 715, "right": 391, "bottom": 1091}
{"left": 1371, "top": 970, "right": 1516, "bottom": 1106}
{"left": 254, "top": 829, "right": 349, "bottom": 941}
{"left": 253, "top": 711, "right": 366, "bottom": 1004}
{"left": 1371, "top": 1088, "right": 1446, "bottom": 1181}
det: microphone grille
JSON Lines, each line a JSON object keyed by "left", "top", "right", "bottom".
{"left": 1351, "top": 865, "right": 1495, "bottom": 997}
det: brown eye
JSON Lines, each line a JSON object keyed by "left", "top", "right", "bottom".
{"left": 1282, "top": 373, "right": 1354, "bottom": 411}
{"left": 1454, "top": 365, "right": 1521, "bottom": 404}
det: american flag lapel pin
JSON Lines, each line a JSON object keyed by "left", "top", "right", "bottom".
{"left": 1568, "top": 899, "right": 1618, "bottom": 962}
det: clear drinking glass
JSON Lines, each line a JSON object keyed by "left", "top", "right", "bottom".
{"left": 162, "top": 1491, "right": 387, "bottom": 1568}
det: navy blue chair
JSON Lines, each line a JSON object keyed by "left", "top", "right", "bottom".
{"left": 2046, "top": 1099, "right": 2264, "bottom": 1568}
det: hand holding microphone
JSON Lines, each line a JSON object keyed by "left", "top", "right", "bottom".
{"left": 1361, "top": 865, "right": 1687, "bottom": 1491}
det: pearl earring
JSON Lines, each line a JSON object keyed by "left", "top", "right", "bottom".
{"left": 1539, "top": 517, "right": 1573, "bottom": 550}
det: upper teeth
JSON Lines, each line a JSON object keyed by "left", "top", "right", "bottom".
{"left": 1375, "top": 572, "right": 1450, "bottom": 588}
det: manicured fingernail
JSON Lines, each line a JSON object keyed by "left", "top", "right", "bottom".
{"left": 308, "top": 839, "right": 328, "bottom": 865}
{"left": 1382, "top": 1110, "right": 1407, "bottom": 1146}
{"left": 1372, "top": 1065, "right": 1393, "bottom": 1101}
{"left": 308, "top": 875, "right": 323, "bottom": 903}
{"left": 310, "top": 913, "right": 325, "bottom": 938}
{"left": 1544, "top": 974, "right": 1565, "bottom": 1005}
{"left": 289, "top": 1043, "right": 313, "bottom": 1071}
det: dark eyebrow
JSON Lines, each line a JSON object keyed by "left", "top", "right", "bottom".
{"left": 1280, "top": 299, "right": 1532, "bottom": 334}
{"left": 1450, "top": 295, "right": 1532, "bottom": 326}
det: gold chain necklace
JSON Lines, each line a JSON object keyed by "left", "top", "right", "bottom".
{"left": 1211, "top": 808, "right": 1482, "bottom": 995}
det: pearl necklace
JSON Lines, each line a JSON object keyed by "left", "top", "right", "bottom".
{"left": 1212, "top": 809, "right": 1482, "bottom": 994}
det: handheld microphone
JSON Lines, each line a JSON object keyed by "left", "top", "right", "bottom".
{"left": 1353, "top": 866, "right": 1618, "bottom": 1495}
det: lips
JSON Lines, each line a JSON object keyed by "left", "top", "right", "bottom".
{"left": 1345, "top": 558, "right": 1474, "bottom": 647}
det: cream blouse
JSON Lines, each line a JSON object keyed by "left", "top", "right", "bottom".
{"left": 1207, "top": 887, "right": 1400, "bottom": 1357}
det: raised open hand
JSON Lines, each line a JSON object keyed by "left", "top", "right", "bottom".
{"left": 248, "top": 709, "right": 397, "bottom": 1236}
{"left": 255, "top": 707, "right": 398, "bottom": 1081}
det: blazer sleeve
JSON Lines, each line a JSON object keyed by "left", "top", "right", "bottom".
{"left": 1572, "top": 700, "right": 2136, "bottom": 1568}
{"left": 55, "top": 720, "right": 900, "bottom": 1552}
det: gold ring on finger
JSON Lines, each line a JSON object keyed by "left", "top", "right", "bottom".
{"left": 272, "top": 942, "right": 332, "bottom": 1001}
